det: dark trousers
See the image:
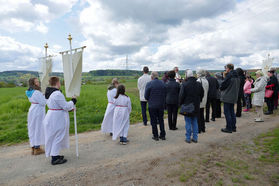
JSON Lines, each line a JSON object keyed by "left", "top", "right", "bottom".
{"left": 242, "top": 94, "right": 246, "bottom": 107}
{"left": 266, "top": 97, "right": 274, "bottom": 112}
{"left": 224, "top": 103, "right": 236, "bottom": 132}
{"left": 244, "top": 93, "right": 251, "bottom": 109}
{"left": 167, "top": 104, "right": 178, "bottom": 129}
{"left": 274, "top": 94, "right": 278, "bottom": 109}
{"left": 206, "top": 98, "right": 216, "bottom": 121}
{"left": 148, "top": 107, "right": 166, "bottom": 138}
{"left": 140, "top": 101, "right": 148, "bottom": 124}
{"left": 198, "top": 108, "right": 205, "bottom": 132}
{"left": 216, "top": 99, "right": 222, "bottom": 118}
{"left": 236, "top": 97, "right": 242, "bottom": 117}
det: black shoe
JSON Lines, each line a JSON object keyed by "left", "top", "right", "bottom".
{"left": 152, "top": 137, "right": 159, "bottom": 141}
{"left": 159, "top": 136, "right": 166, "bottom": 140}
{"left": 185, "top": 139, "right": 191, "bottom": 143}
{"left": 221, "top": 128, "right": 232, "bottom": 133}
{"left": 58, "top": 155, "right": 64, "bottom": 160}
{"left": 198, "top": 131, "right": 201, "bottom": 134}
{"left": 51, "top": 158, "right": 67, "bottom": 165}
{"left": 110, "top": 133, "right": 113, "bottom": 136}
{"left": 202, "top": 130, "right": 206, "bottom": 133}
{"left": 211, "top": 118, "right": 215, "bottom": 122}
{"left": 264, "top": 111, "right": 273, "bottom": 115}
{"left": 191, "top": 139, "right": 198, "bottom": 143}
{"left": 232, "top": 129, "right": 236, "bottom": 132}
{"left": 173, "top": 127, "right": 178, "bottom": 130}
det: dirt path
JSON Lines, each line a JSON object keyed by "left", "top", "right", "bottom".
{"left": 0, "top": 111, "right": 279, "bottom": 186}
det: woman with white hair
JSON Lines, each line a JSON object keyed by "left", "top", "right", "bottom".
{"left": 179, "top": 69, "right": 204, "bottom": 143}
{"left": 250, "top": 70, "right": 267, "bottom": 122}
{"left": 196, "top": 69, "right": 209, "bottom": 133}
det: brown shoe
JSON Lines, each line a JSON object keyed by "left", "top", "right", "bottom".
{"left": 34, "top": 148, "right": 45, "bottom": 155}
{"left": 31, "top": 147, "right": 35, "bottom": 155}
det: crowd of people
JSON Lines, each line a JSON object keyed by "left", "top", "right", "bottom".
{"left": 25, "top": 63, "right": 279, "bottom": 166}
{"left": 135, "top": 64, "right": 279, "bottom": 141}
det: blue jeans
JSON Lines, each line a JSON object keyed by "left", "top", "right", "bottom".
{"left": 223, "top": 103, "right": 236, "bottom": 131}
{"left": 184, "top": 116, "right": 198, "bottom": 141}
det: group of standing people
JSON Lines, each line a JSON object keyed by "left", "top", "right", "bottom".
{"left": 101, "top": 78, "right": 132, "bottom": 145}
{"left": 26, "top": 64, "right": 278, "bottom": 165}
{"left": 136, "top": 64, "right": 278, "bottom": 143}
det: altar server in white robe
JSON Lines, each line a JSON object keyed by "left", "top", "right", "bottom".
{"left": 43, "top": 77, "right": 77, "bottom": 165}
{"left": 26, "top": 78, "right": 46, "bottom": 155}
{"left": 101, "top": 78, "right": 119, "bottom": 135}
{"left": 112, "top": 85, "right": 132, "bottom": 145}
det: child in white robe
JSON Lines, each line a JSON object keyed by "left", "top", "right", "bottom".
{"left": 112, "top": 85, "right": 132, "bottom": 145}
{"left": 26, "top": 78, "right": 46, "bottom": 155}
{"left": 101, "top": 78, "right": 119, "bottom": 135}
{"left": 43, "top": 77, "right": 77, "bottom": 165}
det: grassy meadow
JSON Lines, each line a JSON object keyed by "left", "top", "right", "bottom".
{"left": 0, "top": 80, "right": 146, "bottom": 145}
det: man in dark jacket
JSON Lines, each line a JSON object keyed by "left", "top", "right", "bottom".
{"left": 145, "top": 71, "right": 167, "bottom": 141}
{"left": 236, "top": 68, "right": 245, "bottom": 117}
{"left": 179, "top": 70, "right": 204, "bottom": 143}
{"left": 205, "top": 71, "right": 219, "bottom": 122}
{"left": 166, "top": 70, "right": 180, "bottom": 130}
{"left": 265, "top": 68, "right": 279, "bottom": 115}
{"left": 220, "top": 64, "right": 240, "bottom": 133}
{"left": 215, "top": 72, "right": 224, "bottom": 118}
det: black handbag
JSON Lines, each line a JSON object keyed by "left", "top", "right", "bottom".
{"left": 179, "top": 103, "right": 195, "bottom": 116}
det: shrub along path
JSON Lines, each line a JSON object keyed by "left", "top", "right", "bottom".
{"left": 0, "top": 110, "right": 279, "bottom": 185}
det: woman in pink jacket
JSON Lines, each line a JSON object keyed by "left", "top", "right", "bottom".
{"left": 243, "top": 75, "right": 253, "bottom": 112}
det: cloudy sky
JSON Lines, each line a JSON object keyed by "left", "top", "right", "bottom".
{"left": 0, "top": 0, "right": 278, "bottom": 72}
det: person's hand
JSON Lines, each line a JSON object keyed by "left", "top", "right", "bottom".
{"left": 69, "top": 108, "right": 75, "bottom": 112}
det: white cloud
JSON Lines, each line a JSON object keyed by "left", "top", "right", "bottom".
{"left": 0, "top": 36, "right": 42, "bottom": 71}
{"left": 36, "top": 22, "right": 48, "bottom": 34}
{"left": 0, "top": 0, "right": 78, "bottom": 33}
{"left": 77, "top": 0, "right": 279, "bottom": 71}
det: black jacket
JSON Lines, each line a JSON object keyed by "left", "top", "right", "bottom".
{"left": 236, "top": 68, "right": 245, "bottom": 98}
{"left": 267, "top": 75, "right": 279, "bottom": 95}
{"left": 206, "top": 75, "right": 219, "bottom": 99}
{"left": 179, "top": 77, "right": 204, "bottom": 117}
{"left": 220, "top": 70, "right": 240, "bottom": 104}
{"left": 166, "top": 78, "right": 180, "bottom": 105}
{"left": 145, "top": 78, "right": 166, "bottom": 109}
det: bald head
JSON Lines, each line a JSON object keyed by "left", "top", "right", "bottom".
{"left": 151, "top": 71, "right": 159, "bottom": 80}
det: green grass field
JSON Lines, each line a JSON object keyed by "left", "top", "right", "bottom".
{"left": 0, "top": 80, "right": 145, "bottom": 145}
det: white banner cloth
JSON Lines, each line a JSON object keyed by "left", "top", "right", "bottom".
{"left": 261, "top": 56, "right": 273, "bottom": 77}
{"left": 62, "top": 51, "right": 83, "bottom": 98}
{"left": 39, "top": 58, "right": 52, "bottom": 94}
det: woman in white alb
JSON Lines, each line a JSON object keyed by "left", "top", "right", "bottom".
{"left": 26, "top": 78, "right": 46, "bottom": 155}
{"left": 112, "top": 85, "right": 132, "bottom": 145}
{"left": 101, "top": 78, "right": 119, "bottom": 135}
{"left": 43, "top": 77, "right": 77, "bottom": 165}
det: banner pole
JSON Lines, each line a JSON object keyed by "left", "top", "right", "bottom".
{"left": 67, "top": 34, "right": 79, "bottom": 158}
{"left": 44, "top": 43, "right": 48, "bottom": 58}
